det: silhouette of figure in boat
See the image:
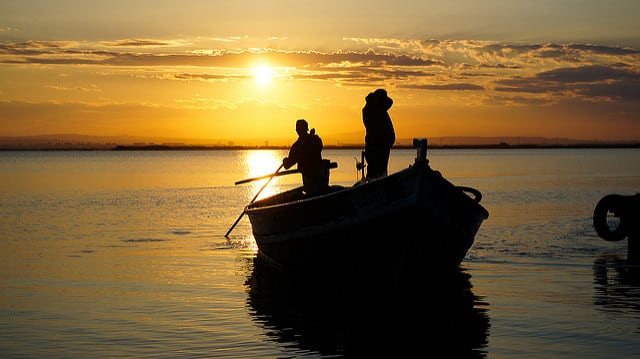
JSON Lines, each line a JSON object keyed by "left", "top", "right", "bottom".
{"left": 363, "top": 89, "right": 395, "bottom": 179}
{"left": 283, "top": 119, "right": 328, "bottom": 196}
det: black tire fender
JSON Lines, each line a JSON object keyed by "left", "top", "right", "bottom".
{"left": 593, "top": 194, "right": 628, "bottom": 242}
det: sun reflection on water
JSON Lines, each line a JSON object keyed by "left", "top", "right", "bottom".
{"left": 244, "top": 150, "right": 283, "bottom": 201}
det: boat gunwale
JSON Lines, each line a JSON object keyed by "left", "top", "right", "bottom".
{"left": 245, "top": 164, "right": 419, "bottom": 214}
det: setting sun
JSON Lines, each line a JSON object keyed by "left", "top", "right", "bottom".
{"left": 1, "top": 2, "right": 639, "bottom": 146}
{"left": 253, "top": 65, "right": 273, "bottom": 86}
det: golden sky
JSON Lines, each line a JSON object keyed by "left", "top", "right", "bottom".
{"left": 1, "top": 0, "right": 639, "bottom": 145}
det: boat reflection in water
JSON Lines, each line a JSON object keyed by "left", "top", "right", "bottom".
{"left": 593, "top": 254, "right": 640, "bottom": 314}
{"left": 246, "top": 256, "right": 490, "bottom": 358}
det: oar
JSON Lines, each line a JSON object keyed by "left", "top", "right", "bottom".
{"left": 225, "top": 163, "right": 284, "bottom": 238}
{"left": 234, "top": 162, "right": 337, "bottom": 185}
{"left": 235, "top": 168, "right": 300, "bottom": 185}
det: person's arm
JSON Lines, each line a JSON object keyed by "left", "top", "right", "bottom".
{"left": 386, "top": 114, "right": 395, "bottom": 146}
{"left": 283, "top": 140, "right": 300, "bottom": 169}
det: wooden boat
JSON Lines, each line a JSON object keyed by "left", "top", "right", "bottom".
{"left": 245, "top": 139, "right": 489, "bottom": 273}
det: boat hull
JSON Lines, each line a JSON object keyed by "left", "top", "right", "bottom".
{"left": 246, "top": 161, "right": 489, "bottom": 273}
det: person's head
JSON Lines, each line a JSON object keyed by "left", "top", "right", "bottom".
{"left": 295, "top": 119, "right": 309, "bottom": 136}
{"left": 366, "top": 88, "right": 393, "bottom": 110}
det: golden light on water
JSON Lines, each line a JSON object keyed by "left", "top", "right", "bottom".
{"left": 245, "top": 150, "right": 282, "bottom": 200}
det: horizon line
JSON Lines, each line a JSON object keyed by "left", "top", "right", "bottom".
{"left": 2, "top": 142, "right": 640, "bottom": 152}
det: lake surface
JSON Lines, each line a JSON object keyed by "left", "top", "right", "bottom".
{"left": 1, "top": 148, "right": 639, "bottom": 358}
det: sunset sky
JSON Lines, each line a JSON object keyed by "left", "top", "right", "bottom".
{"left": 1, "top": 0, "right": 639, "bottom": 145}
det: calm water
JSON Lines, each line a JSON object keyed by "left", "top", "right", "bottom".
{"left": 1, "top": 148, "right": 639, "bottom": 358}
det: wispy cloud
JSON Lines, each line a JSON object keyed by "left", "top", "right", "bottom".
{"left": 132, "top": 72, "right": 247, "bottom": 83}
{"left": 45, "top": 84, "right": 101, "bottom": 92}
{"left": 495, "top": 65, "right": 640, "bottom": 102}
{"left": 402, "top": 83, "right": 484, "bottom": 91}
{"left": 0, "top": 26, "right": 19, "bottom": 33}
{"left": 100, "top": 39, "right": 179, "bottom": 47}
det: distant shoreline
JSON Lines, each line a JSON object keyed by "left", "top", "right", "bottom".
{"left": 2, "top": 134, "right": 639, "bottom": 151}
{"left": 1, "top": 143, "right": 639, "bottom": 151}
{"left": 112, "top": 143, "right": 640, "bottom": 150}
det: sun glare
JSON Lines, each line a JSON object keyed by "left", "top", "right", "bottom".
{"left": 245, "top": 150, "right": 281, "bottom": 200}
{"left": 253, "top": 65, "right": 273, "bottom": 86}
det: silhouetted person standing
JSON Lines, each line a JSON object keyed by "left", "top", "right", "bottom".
{"left": 283, "top": 119, "right": 328, "bottom": 196}
{"left": 363, "top": 89, "right": 395, "bottom": 178}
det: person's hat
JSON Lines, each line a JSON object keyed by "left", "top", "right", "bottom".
{"left": 373, "top": 89, "right": 388, "bottom": 97}
{"left": 370, "top": 88, "right": 393, "bottom": 109}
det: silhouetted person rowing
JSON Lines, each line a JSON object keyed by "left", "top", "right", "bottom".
{"left": 363, "top": 89, "right": 395, "bottom": 179}
{"left": 283, "top": 119, "right": 328, "bottom": 196}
